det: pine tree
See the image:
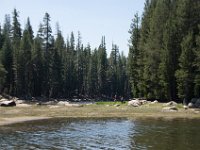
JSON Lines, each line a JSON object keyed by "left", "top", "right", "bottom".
{"left": 42, "top": 12, "right": 52, "bottom": 54}
{"left": 1, "top": 15, "right": 13, "bottom": 94}
{"left": 176, "top": 31, "right": 195, "bottom": 100}
{"left": 194, "top": 25, "right": 200, "bottom": 97}
{"left": 11, "top": 8, "right": 22, "bottom": 95}
{"left": 41, "top": 12, "right": 53, "bottom": 98}
{"left": 117, "top": 52, "right": 129, "bottom": 97}
{"left": 51, "top": 46, "right": 62, "bottom": 97}
{"left": 54, "top": 23, "right": 65, "bottom": 96}
{"left": 108, "top": 43, "right": 119, "bottom": 97}
{"left": 0, "top": 25, "right": 3, "bottom": 50}
{"left": 1, "top": 34, "right": 13, "bottom": 94}
{"left": 0, "top": 63, "right": 7, "bottom": 93}
{"left": 128, "top": 13, "right": 140, "bottom": 97}
{"left": 87, "top": 49, "right": 98, "bottom": 97}
{"left": 83, "top": 44, "right": 91, "bottom": 96}
{"left": 97, "top": 36, "right": 107, "bottom": 96}
{"left": 32, "top": 36, "right": 44, "bottom": 96}
{"left": 65, "top": 32, "right": 76, "bottom": 97}
{"left": 75, "top": 32, "right": 84, "bottom": 95}
{"left": 18, "top": 18, "right": 34, "bottom": 97}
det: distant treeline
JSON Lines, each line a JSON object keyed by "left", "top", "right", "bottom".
{"left": 0, "top": 9, "right": 130, "bottom": 99}
{"left": 128, "top": 0, "right": 200, "bottom": 101}
{"left": 2, "top": 0, "right": 199, "bottom": 102}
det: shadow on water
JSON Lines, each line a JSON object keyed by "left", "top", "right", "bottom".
{"left": 0, "top": 118, "right": 200, "bottom": 150}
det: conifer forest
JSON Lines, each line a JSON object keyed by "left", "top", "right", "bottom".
{"left": 0, "top": 0, "right": 200, "bottom": 102}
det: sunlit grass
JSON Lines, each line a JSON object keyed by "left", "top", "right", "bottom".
{"left": 0, "top": 102, "right": 200, "bottom": 126}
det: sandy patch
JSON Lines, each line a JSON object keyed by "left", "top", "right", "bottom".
{"left": 0, "top": 117, "right": 51, "bottom": 126}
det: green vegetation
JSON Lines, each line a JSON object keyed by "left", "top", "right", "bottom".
{"left": 128, "top": 0, "right": 200, "bottom": 101}
{"left": 1, "top": 0, "right": 200, "bottom": 103}
{"left": 0, "top": 10, "right": 129, "bottom": 99}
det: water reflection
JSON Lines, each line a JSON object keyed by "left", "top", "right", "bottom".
{"left": 132, "top": 119, "right": 200, "bottom": 150}
{"left": 0, "top": 118, "right": 200, "bottom": 150}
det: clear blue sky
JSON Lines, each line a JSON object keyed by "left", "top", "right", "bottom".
{"left": 0, "top": 0, "right": 145, "bottom": 56}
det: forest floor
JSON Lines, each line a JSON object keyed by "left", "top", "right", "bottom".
{"left": 0, "top": 101, "right": 200, "bottom": 126}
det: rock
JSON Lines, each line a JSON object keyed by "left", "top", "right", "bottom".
{"left": 65, "top": 103, "right": 83, "bottom": 107}
{"left": 0, "top": 98, "right": 9, "bottom": 102}
{"left": 188, "top": 102, "right": 195, "bottom": 108}
{"left": 163, "top": 101, "right": 177, "bottom": 107}
{"left": 57, "top": 101, "right": 70, "bottom": 106}
{"left": 15, "top": 100, "right": 26, "bottom": 104}
{"left": 17, "top": 104, "right": 31, "bottom": 107}
{"left": 36, "top": 102, "right": 42, "bottom": 105}
{"left": 183, "top": 105, "right": 188, "bottom": 110}
{"left": 128, "top": 99, "right": 142, "bottom": 107}
{"left": 151, "top": 100, "right": 158, "bottom": 104}
{"left": 162, "top": 106, "right": 178, "bottom": 112}
{"left": 44, "top": 101, "right": 56, "bottom": 105}
{"left": 57, "top": 101, "right": 83, "bottom": 107}
{"left": 12, "top": 97, "right": 18, "bottom": 101}
{"left": 114, "top": 104, "right": 120, "bottom": 107}
{"left": 140, "top": 100, "right": 148, "bottom": 105}
{"left": 0, "top": 100, "right": 16, "bottom": 107}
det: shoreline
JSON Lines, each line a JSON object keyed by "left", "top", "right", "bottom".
{"left": 0, "top": 117, "right": 51, "bottom": 126}
{"left": 1, "top": 113, "right": 200, "bottom": 126}
{"left": 0, "top": 102, "right": 200, "bottom": 126}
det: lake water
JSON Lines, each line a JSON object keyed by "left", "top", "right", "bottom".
{"left": 0, "top": 118, "right": 200, "bottom": 150}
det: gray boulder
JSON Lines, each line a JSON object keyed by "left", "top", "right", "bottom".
{"left": 128, "top": 99, "right": 142, "bottom": 107}
{"left": 57, "top": 101, "right": 70, "bottom": 106}
{"left": 140, "top": 100, "right": 148, "bottom": 105}
{"left": 188, "top": 102, "right": 195, "bottom": 108}
{"left": 0, "top": 98, "right": 9, "bottom": 102}
{"left": 163, "top": 101, "right": 177, "bottom": 107}
{"left": 162, "top": 106, "right": 178, "bottom": 112}
{"left": 151, "top": 100, "right": 158, "bottom": 104}
{"left": 0, "top": 100, "right": 16, "bottom": 107}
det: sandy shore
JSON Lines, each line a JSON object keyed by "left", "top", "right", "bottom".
{"left": 0, "top": 117, "right": 51, "bottom": 126}
{"left": 0, "top": 102, "right": 200, "bottom": 126}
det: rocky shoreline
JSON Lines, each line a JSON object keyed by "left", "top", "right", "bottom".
{"left": 0, "top": 95, "right": 200, "bottom": 126}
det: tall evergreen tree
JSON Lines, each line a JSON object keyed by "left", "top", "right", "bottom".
{"left": 41, "top": 12, "right": 53, "bottom": 98}
{"left": 128, "top": 13, "right": 140, "bottom": 97}
{"left": 83, "top": 44, "right": 91, "bottom": 96}
{"left": 0, "top": 25, "right": 3, "bottom": 50}
{"left": 18, "top": 18, "right": 34, "bottom": 97}
{"left": 176, "top": 31, "right": 195, "bottom": 100}
{"left": 54, "top": 23, "right": 65, "bottom": 96}
{"left": 65, "top": 32, "right": 76, "bottom": 97}
{"left": 1, "top": 34, "right": 13, "bottom": 94}
{"left": 1, "top": 15, "right": 13, "bottom": 94}
{"left": 97, "top": 36, "right": 107, "bottom": 96}
{"left": 108, "top": 43, "right": 119, "bottom": 97}
{"left": 75, "top": 32, "right": 84, "bottom": 95}
{"left": 87, "top": 49, "right": 98, "bottom": 97}
{"left": 11, "top": 8, "right": 22, "bottom": 95}
{"left": 32, "top": 36, "right": 44, "bottom": 96}
{"left": 194, "top": 25, "right": 200, "bottom": 97}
